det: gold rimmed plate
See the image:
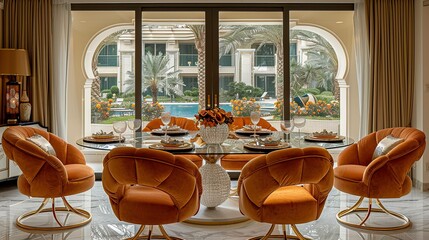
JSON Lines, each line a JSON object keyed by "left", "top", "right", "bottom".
{"left": 235, "top": 129, "right": 272, "bottom": 136}
{"left": 148, "top": 142, "right": 194, "bottom": 152}
{"left": 151, "top": 129, "right": 189, "bottom": 136}
{"left": 83, "top": 136, "right": 125, "bottom": 143}
{"left": 304, "top": 135, "right": 345, "bottom": 142}
{"left": 244, "top": 141, "right": 290, "bottom": 151}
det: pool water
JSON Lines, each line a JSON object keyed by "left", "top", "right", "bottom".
{"left": 162, "top": 103, "right": 232, "bottom": 118}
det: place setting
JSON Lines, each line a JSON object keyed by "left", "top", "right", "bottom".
{"left": 304, "top": 129, "right": 345, "bottom": 142}
{"left": 150, "top": 112, "right": 189, "bottom": 136}
{"left": 148, "top": 137, "right": 194, "bottom": 152}
{"left": 243, "top": 135, "right": 290, "bottom": 152}
{"left": 234, "top": 111, "right": 272, "bottom": 136}
{"left": 82, "top": 121, "right": 128, "bottom": 144}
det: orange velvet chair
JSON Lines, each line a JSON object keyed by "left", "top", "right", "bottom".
{"left": 334, "top": 127, "right": 426, "bottom": 231}
{"left": 143, "top": 116, "right": 203, "bottom": 168}
{"left": 238, "top": 147, "right": 334, "bottom": 239}
{"left": 1, "top": 126, "right": 94, "bottom": 231}
{"left": 221, "top": 116, "right": 277, "bottom": 170}
{"left": 102, "top": 147, "right": 202, "bottom": 240}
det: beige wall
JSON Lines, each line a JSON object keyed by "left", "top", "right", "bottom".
{"left": 414, "top": 0, "right": 429, "bottom": 190}
{"left": 68, "top": 11, "right": 134, "bottom": 143}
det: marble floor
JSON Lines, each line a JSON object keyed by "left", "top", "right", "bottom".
{"left": 0, "top": 180, "right": 428, "bottom": 240}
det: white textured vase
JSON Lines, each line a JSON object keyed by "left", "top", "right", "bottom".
{"left": 199, "top": 163, "right": 231, "bottom": 208}
{"left": 199, "top": 124, "right": 229, "bottom": 145}
{"left": 20, "top": 90, "right": 31, "bottom": 122}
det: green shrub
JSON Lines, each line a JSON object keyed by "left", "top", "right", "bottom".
{"left": 320, "top": 91, "right": 333, "bottom": 96}
{"left": 101, "top": 89, "right": 111, "bottom": 94}
{"left": 184, "top": 87, "right": 199, "bottom": 97}
{"left": 297, "top": 88, "right": 320, "bottom": 96}
{"left": 110, "top": 85, "right": 119, "bottom": 95}
{"left": 315, "top": 95, "right": 334, "bottom": 103}
{"left": 107, "top": 93, "right": 113, "bottom": 99}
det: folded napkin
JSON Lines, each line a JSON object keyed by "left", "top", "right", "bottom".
{"left": 243, "top": 125, "right": 262, "bottom": 131}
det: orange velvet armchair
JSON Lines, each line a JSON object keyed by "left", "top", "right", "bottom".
{"left": 143, "top": 117, "right": 202, "bottom": 167}
{"left": 334, "top": 127, "right": 426, "bottom": 231}
{"left": 102, "top": 147, "right": 202, "bottom": 240}
{"left": 238, "top": 147, "right": 334, "bottom": 239}
{"left": 1, "top": 126, "right": 94, "bottom": 231}
{"left": 221, "top": 116, "right": 277, "bottom": 170}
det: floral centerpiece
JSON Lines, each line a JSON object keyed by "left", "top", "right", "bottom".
{"left": 195, "top": 107, "right": 234, "bottom": 144}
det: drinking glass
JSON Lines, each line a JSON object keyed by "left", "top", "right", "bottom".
{"left": 292, "top": 116, "right": 306, "bottom": 140}
{"left": 250, "top": 111, "right": 260, "bottom": 139}
{"left": 160, "top": 112, "right": 171, "bottom": 141}
{"left": 127, "top": 119, "right": 142, "bottom": 142}
{"left": 113, "top": 121, "right": 127, "bottom": 146}
{"left": 280, "top": 120, "right": 293, "bottom": 143}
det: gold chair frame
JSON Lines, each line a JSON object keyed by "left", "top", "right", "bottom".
{"left": 249, "top": 224, "right": 310, "bottom": 240}
{"left": 16, "top": 196, "right": 92, "bottom": 231}
{"left": 336, "top": 196, "right": 410, "bottom": 231}
{"left": 126, "top": 225, "right": 182, "bottom": 240}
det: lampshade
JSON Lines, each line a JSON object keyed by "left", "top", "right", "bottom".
{"left": 0, "top": 48, "right": 31, "bottom": 76}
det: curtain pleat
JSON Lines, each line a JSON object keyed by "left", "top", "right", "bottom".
{"left": 2, "top": 0, "right": 52, "bottom": 129}
{"left": 366, "top": 0, "right": 415, "bottom": 132}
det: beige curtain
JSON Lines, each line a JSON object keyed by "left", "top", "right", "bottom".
{"left": 2, "top": 0, "right": 52, "bottom": 128}
{"left": 366, "top": 0, "right": 415, "bottom": 132}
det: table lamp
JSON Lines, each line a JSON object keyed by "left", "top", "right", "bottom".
{"left": 0, "top": 49, "right": 31, "bottom": 124}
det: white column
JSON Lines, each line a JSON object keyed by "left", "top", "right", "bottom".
{"left": 237, "top": 49, "right": 255, "bottom": 85}
{"left": 337, "top": 79, "right": 349, "bottom": 138}
{"left": 84, "top": 78, "right": 94, "bottom": 137}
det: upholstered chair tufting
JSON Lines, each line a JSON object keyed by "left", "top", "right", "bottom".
{"left": 102, "top": 147, "right": 202, "bottom": 240}
{"left": 334, "top": 127, "right": 426, "bottom": 231}
{"left": 1, "top": 126, "right": 94, "bottom": 231}
{"left": 238, "top": 147, "right": 334, "bottom": 239}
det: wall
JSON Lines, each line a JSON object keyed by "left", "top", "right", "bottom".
{"left": 414, "top": 0, "right": 429, "bottom": 190}
{"left": 0, "top": 1, "right": 3, "bottom": 47}
{"left": 68, "top": 11, "right": 134, "bottom": 144}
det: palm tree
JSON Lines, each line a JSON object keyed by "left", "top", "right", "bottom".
{"left": 220, "top": 25, "right": 285, "bottom": 102}
{"left": 123, "top": 52, "right": 183, "bottom": 103}
{"left": 187, "top": 25, "right": 206, "bottom": 109}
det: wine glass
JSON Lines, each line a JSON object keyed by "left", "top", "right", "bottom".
{"left": 250, "top": 111, "right": 260, "bottom": 139}
{"left": 280, "top": 119, "right": 293, "bottom": 143}
{"left": 292, "top": 116, "right": 306, "bottom": 140}
{"left": 113, "top": 121, "right": 127, "bottom": 146}
{"left": 160, "top": 112, "right": 171, "bottom": 141}
{"left": 127, "top": 119, "right": 142, "bottom": 142}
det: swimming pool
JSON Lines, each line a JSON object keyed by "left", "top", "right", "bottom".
{"left": 161, "top": 103, "right": 232, "bottom": 118}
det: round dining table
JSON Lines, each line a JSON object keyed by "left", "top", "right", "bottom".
{"left": 76, "top": 131, "right": 354, "bottom": 225}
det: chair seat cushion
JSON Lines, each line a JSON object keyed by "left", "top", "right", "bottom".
{"left": 260, "top": 186, "right": 318, "bottom": 224}
{"left": 63, "top": 164, "right": 95, "bottom": 196}
{"left": 221, "top": 154, "right": 263, "bottom": 170}
{"left": 118, "top": 185, "right": 182, "bottom": 225}
{"left": 334, "top": 165, "right": 368, "bottom": 197}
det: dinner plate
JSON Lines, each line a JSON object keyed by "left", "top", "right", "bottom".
{"left": 235, "top": 129, "right": 272, "bottom": 136}
{"left": 304, "top": 135, "right": 345, "bottom": 142}
{"left": 83, "top": 136, "right": 125, "bottom": 143}
{"left": 243, "top": 141, "right": 290, "bottom": 151}
{"left": 151, "top": 129, "right": 189, "bottom": 136}
{"left": 148, "top": 142, "right": 194, "bottom": 152}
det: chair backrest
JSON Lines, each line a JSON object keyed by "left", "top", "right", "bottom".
{"left": 103, "top": 147, "right": 202, "bottom": 209}
{"left": 143, "top": 117, "right": 198, "bottom": 131}
{"left": 231, "top": 116, "right": 277, "bottom": 131}
{"left": 1, "top": 126, "right": 79, "bottom": 195}
{"left": 238, "top": 147, "right": 333, "bottom": 218}
{"left": 343, "top": 127, "right": 426, "bottom": 167}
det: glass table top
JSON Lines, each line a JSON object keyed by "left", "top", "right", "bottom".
{"left": 76, "top": 131, "right": 354, "bottom": 155}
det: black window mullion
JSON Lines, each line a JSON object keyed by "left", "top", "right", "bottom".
{"left": 135, "top": 9, "right": 142, "bottom": 125}
{"left": 283, "top": 7, "right": 290, "bottom": 121}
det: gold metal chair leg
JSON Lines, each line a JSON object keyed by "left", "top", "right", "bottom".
{"left": 249, "top": 224, "right": 310, "bottom": 240}
{"left": 336, "top": 197, "right": 411, "bottom": 231}
{"left": 16, "top": 197, "right": 92, "bottom": 231}
{"left": 126, "top": 225, "right": 183, "bottom": 240}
